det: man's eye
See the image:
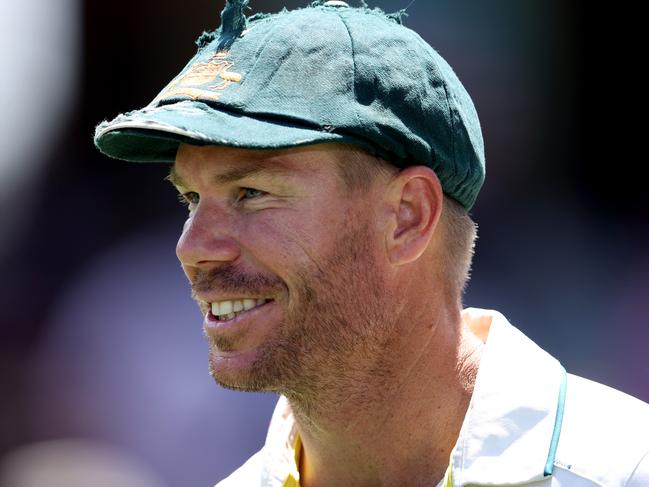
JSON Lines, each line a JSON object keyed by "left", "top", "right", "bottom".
{"left": 238, "top": 187, "right": 266, "bottom": 201}
{"left": 177, "top": 191, "right": 199, "bottom": 207}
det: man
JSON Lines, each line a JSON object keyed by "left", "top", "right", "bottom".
{"left": 94, "top": 1, "right": 649, "bottom": 486}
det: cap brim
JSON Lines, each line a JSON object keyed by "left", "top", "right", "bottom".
{"left": 94, "top": 100, "right": 373, "bottom": 163}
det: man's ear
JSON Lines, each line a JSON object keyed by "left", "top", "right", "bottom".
{"left": 383, "top": 166, "right": 443, "bottom": 265}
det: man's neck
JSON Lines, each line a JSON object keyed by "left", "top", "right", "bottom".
{"left": 285, "top": 306, "right": 484, "bottom": 487}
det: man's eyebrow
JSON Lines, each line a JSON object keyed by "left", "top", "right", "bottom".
{"left": 165, "top": 166, "right": 186, "bottom": 188}
{"left": 212, "top": 163, "right": 297, "bottom": 184}
{"left": 166, "top": 161, "right": 296, "bottom": 188}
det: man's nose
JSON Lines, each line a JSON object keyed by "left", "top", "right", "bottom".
{"left": 175, "top": 202, "right": 241, "bottom": 270}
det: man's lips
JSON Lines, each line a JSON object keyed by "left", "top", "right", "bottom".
{"left": 204, "top": 299, "right": 275, "bottom": 332}
{"left": 203, "top": 300, "right": 281, "bottom": 353}
{"left": 209, "top": 298, "right": 273, "bottom": 322}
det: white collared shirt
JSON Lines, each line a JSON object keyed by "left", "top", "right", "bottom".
{"left": 215, "top": 308, "right": 649, "bottom": 486}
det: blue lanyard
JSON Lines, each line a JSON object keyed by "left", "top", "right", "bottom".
{"left": 544, "top": 364, "right": 568, "bottom": 476}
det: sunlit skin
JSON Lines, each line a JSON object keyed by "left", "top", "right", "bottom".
{"left": 172, "top": 142, "right": 484, "bottom": 487}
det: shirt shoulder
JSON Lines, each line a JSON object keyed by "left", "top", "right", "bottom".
{"left": 554, "top": 373, "right": 649, "bottom": 487}
{"left": 213, "top": 395, "right": 299, "bottom": 487}
{"left": 626, "top": 449, "right": 649, "bottom": 487}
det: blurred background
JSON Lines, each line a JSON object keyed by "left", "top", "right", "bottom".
{"left": 0, "top": 0, "right": 645, "bottom": 485}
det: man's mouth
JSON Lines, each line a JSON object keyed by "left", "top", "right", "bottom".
{"left": 210, "top": 298, "right": 272, "bottom": 321}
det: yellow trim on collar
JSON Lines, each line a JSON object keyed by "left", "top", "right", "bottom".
{"left": 281, "top": 432, "right": 452, "bottom": 487}
{"left": 282, "top": 432, "right": 302, "bottom": 487}
{"left": 442, "top": 462, "right": 453, "bottom": 487}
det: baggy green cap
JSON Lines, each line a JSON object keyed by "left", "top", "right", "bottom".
{"left": 94, "top": 0, "right": 485, "bottom": 210}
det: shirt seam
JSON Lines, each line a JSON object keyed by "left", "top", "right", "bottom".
{"left": 623, "top": 446, "right": 649, "bottom": 487}
{"left": 554, "top": 463, "right": 613, "bottom": 487}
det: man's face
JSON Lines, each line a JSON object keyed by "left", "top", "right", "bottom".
{"left": 173, "top": 143, "right": 397, "bottom": 395}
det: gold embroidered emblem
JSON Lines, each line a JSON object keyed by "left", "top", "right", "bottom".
{"left": 153, "top": 50, "right": 242, "bottom": 104}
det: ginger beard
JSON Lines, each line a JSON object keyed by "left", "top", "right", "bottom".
{"left": 195, "top": 216, "right": 398, "bottom": 401}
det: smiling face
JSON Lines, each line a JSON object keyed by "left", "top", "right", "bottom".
{"left": 172, "top": 143, "right": 398, "bottom": 395}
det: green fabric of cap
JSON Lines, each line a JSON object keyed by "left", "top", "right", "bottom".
{"left": 94, "top": 0, "right": 485, "bottom": 210}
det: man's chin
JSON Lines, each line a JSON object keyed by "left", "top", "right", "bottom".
{"left": 207, "top": 348, "right": 282, "bottom": 393}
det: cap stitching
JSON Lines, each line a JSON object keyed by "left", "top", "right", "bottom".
{"left": 441, "top": 78, "right": 458, "bottom": 186}
{"left": 334, "top": 11, "right": 365, "bottom": 135}
{"left": 233, "top": 10, "right": 292, "bottom": 91}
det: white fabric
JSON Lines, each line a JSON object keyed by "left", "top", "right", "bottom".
{"left": 215, "top": 308, "right": 649, "bottom": 486}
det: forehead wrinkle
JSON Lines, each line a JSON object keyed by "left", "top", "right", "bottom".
{"left": 172, "top": 141, "right": 361, "bottom": 194}
{"left": 210, "top": 161, "right": 298, "bottom": 186}
{"left": 172, "top": 148, "right": 322, "bottom": 189}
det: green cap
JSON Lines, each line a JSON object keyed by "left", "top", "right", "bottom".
{"left": 94, "top": 0, "right": 485, "bottom": 209}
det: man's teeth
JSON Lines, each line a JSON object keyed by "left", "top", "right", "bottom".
{"left": 211, "top": 298, "right": 269, "bottom": 320}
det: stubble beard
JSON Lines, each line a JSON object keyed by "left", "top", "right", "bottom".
{"left": 203, "top": 218, "right": 398, "bottom": 413}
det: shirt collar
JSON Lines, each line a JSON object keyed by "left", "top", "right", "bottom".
{"left": 260, "top": 395, "right": 301, "bottom": 487}
{"left": 452, "top": 308, "right": 564, "bottom": 486}
{"left": 259, "top": 308, "right": 564, "bottom": 487}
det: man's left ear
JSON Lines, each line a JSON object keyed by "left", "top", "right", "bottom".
{"left": 383, "top": 166, "right": 443, "bottom": 265}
